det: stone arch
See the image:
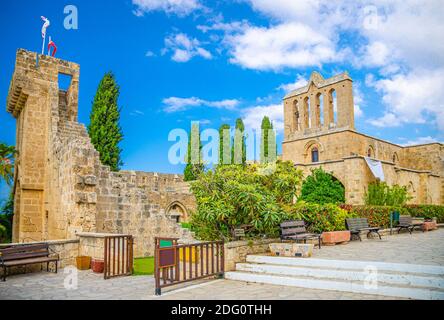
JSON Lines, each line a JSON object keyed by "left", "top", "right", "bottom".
{"left": 392, "top": 152, "right": 399, "bottom": 164}
{"left": 303, "top": 140, "right": 324, "bottom": 163}
{"left": 165, "top": 201, "right": 189, "bottom": 223}
{"left": 303, "top": 96, "right": 311, "bottom": 128}
{"left": 293, "top": 99, "right": 300, "bottom": 132}
{"left": 315, "top": 92, "right": 324, "bottom": 127}
{"left": 367, "top": 145, "right": 375, "bottom": 158}
{"left": 327, "top": 88, "right": 337, "bottom": 127}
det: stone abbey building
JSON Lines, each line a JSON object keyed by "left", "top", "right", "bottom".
{"left": 5, "top": 50, "right": 443, "bottom": 256}
{"left": 6, "top": 49, "right": 196, "bottom": 256}
{"left": 282, "top": 71, "right": 443, "bottom": 205}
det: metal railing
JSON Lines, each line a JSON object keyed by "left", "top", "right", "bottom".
{"left": 154, "top": 237, "right": 224, "bottom": 295}
{"left": 104, "top": 235, "right": 133, "bottom": 279}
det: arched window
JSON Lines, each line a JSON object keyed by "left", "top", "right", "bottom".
{"left": 316, "top": 93, "right": 323, "bottom": 127}
{"left": 311, "top": 147, "right": 319, "bottom": 163}
{"left": 304, "top": 97, "right": 311, "bottom": 128}
{"left": 367, "top": 147, "right": 373, "bottom": 158}
{"left": 293, "top": 100, "right": 300, "bottom": 131}
{"left": 327, "top": 89, "right": 337, "bottom": 127}
{"left": 392, "top": 152, "right": 399, "bottom": 164}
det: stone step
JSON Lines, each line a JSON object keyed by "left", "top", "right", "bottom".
{"left": 224, "top": 271, "right": 444, "bottom": 300}
{"left": 246, "top": 255, "right": 444, "bottom": 276}
{"left": 235, "top": 263, "right": 444, "bottom": 290}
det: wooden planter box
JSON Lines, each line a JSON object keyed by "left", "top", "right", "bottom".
{"left": 76, "top": 256, "right": 91, "bottom": 270}
{"left": 269, "top": 243, "right": 314, "bottom": 258}
{"left": 321, "top": 231, "right": 351, "bottom": 246}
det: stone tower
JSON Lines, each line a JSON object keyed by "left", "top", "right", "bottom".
{"left": 6, "top": 49, "right": 195, "bottom": 255}
{"left": 283, "top": 71, "right": 354, "bottom": 141}
{"left": 7, "top": 49, "right": 81, "bottom": 242}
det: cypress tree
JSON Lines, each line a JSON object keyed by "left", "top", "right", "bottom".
{"left": 88, "top": 72, "right": 123, "bottom": 171}
{"left": 260, "top": 116, "right": 275, "bottom": 164}
{"left": 219, "top": 124, "right": 231, "bottom": 165}
{"left": 232, "top": 118, "right": 246, "bottom": 165}
{"left": 184, "top": 122, "right": 204, "bottom": 181}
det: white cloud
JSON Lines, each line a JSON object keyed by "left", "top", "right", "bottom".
{"left": 130, "top": 110, "right": 145, "bottom": 116}
{"left": 132, "top": 0, "right": 201, "bottom": 16}
{"left": 360, "top": 41, "right": 391, "bottom": 67}
{"left": 226, "top": 22, "right": 343, "bottom": 71}
{"left": 163, "top": 97, "right": 240, "bottom": 113}
{"left": 368, "top": 68, "right": 444, "bottom": 130}
{"left": 145, "top": 51, "right": 156, "bottom": 57}
{"left": 367, "top": 113, "right": 401, "bottom": 128}
{"left": 278, "top": 74, "right": 308, "bottom": 93}
{"left": 401, "top": 136, "right": 441, "bottom": 147}
{"left": 242, "top": 104, "right": 283, "bottom": 133}
{"left": 164, "top": 33, "right": 212, "bottom": 62}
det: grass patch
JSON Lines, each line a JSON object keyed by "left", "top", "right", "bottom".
{"left": 133, "top": 257, "right": 154, "bottom": 276}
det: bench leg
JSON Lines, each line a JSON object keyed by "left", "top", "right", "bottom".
{"left": 376, "top": 231, "right": 382, "bottom": 240}
{"left": 2, "top": 266, "right": 6, "bottom": 281}
{"left": 55, "top": 261, "right": 58, "bottom": 274}
{"left": 318, "top": 237, "right": 321, "bottom": 249}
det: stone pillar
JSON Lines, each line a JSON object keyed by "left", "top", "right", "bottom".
{"left": 336, "top": 80, "right": 355, "bottom": 129}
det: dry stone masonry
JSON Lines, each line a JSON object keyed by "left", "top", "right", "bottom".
{"left": 7, "top": 49, "right": 196, "bottom": 256}
{"left": 282, "top": 72, "right": 444, "bottom": 205}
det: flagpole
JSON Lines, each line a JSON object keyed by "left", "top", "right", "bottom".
{"left": 41, "top": 35, "right": 46, "bottom": 55}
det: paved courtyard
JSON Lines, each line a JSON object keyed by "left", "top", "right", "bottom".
{"left": 0, "top": 229, "right": 442, "bottom": 300}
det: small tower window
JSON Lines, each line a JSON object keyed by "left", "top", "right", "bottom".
{"left": 311, "top": 147, "right": 319, "bottom": 163}
{"left": 367, "top": 147, "right": 374, "bottom": 158}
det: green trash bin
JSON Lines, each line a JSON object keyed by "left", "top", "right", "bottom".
{"left": 390, "top": 211, "right": 400, "bottom": 234}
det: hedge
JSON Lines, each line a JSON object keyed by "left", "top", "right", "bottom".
{"left": 403, "top": 205, "right": 444, "bottom": 223}
{"left": 340, "top": 204, "right": 444, "bottom": 228}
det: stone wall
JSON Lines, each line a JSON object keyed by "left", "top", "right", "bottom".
{"left": 6, "top": 49, "right": 196, "bottom": 256}
{"left": 224, "top": 239, "right": 278, "bottom": 271}
{"left": 282, "top": 72, "right": 443, "bottom": 205}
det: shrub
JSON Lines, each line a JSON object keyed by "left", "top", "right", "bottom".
{"left": 190, "top": 161, "right": 303, "bottom": 240}
{"left": 287, "top": 202, "right": 355, "bottom": 233}
{"left": 365, "top": 182, "right": 411, "bottom": 206}
{"left": 403, "top": 205, "right": 444, "bottom": 223}
{"left": 299, "top": 168, "right": 345, "bottom": 204}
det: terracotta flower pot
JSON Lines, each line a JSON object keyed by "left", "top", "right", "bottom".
{"left": 321, "top": 231, "right": 351, "bottom": 246}
{"left": 76, "top": 256, "right": 91, "bottom": 270}
{"left": 91, "top": 259, "right": 104, "bottom": 273}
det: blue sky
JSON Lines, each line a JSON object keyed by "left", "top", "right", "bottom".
{"left": 1, "top": 0, "right": 443, "bottom": 202}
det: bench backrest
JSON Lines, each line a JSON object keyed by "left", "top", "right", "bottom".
{"left": 346, "top": 218, "right": 369, "bottom": 231}
{"left": 280, "top": 220, "right": 307, "bottom": 237}
{"left": 399, "top": 215, "right": 413, "bottom": 225}
{"left": 0, "top": 244, "right": 50, "bottom": 262}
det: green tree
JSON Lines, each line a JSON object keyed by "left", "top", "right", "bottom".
{"left": 365, "top": 182, "right": 411, "bottom": 206}
{"left": 190, "top": 161, "right": 303, "bottom": 240}
{"left": 299, "top": 168, "right": 345, "bottom": 204}
{"left": 184, "top": 122, "right": 204, "bottom": 181}
{"left": 88, "top": 72, "right": 123, "bottom": 171}
{"left": 260, "top": 116, "right": 275, "bottom": 164}
{"left": 232, "top": 118, "right": 246, "bottom": 165}
{"left": 0, "top": 194, "right": 14, "bottom": 243}
{"left": 0, "top": 143, "right": 16, "bottom": 186}
{"left": 219, "top": 124, "right": 231, "bottom": 165}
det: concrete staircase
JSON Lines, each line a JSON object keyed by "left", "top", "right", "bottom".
{"left": 225, "top": 255, "right": 444, "bottom": 300}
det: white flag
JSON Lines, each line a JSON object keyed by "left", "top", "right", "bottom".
{"left": 41, "top": 16, "right": 50, "bottom": 39}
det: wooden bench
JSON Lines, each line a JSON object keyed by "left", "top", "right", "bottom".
{"left": 0, "top": 243, "right": 59, "bottom": 281}
{"left": 397, "top": 215, "right": 424, "bottom": 234}
{"left": 280, "top": 220, "right": 321, "bottom": 249}
{"left": 346, "top": 218, "right": 381, "bottom": 241}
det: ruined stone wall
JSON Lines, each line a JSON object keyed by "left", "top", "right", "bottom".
{"left": 7, "top": 49, "right": 196, "bottom": 256}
